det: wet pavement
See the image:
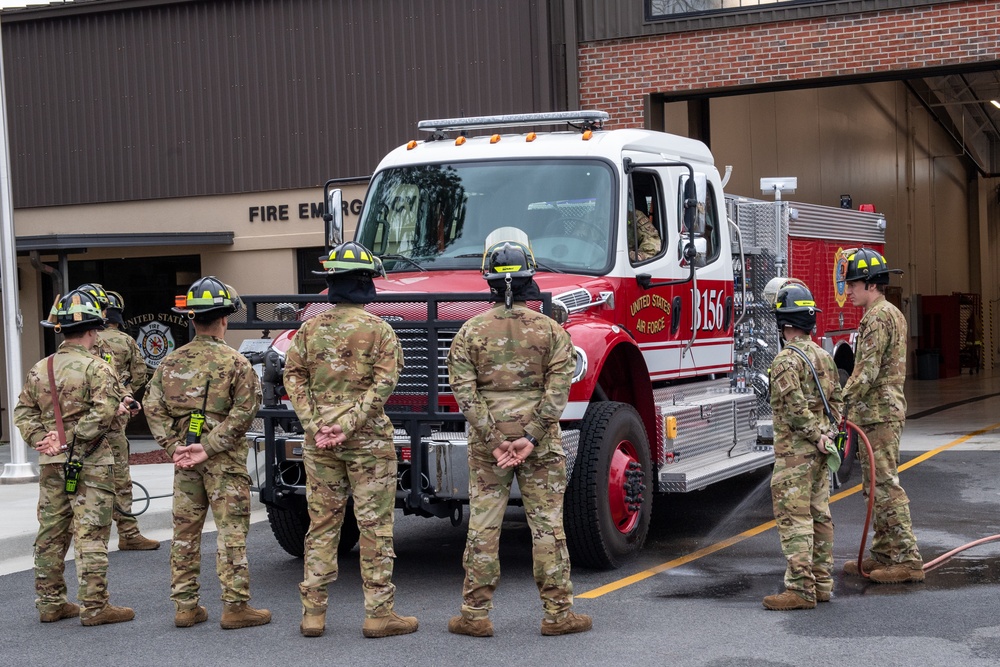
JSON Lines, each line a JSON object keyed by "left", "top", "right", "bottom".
{"left": 2, "top": 369, "right": 1000, "bottom": 666}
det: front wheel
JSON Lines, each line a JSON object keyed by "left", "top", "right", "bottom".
{"left": 266, "top": 495, "right": 360, "bottom": 558}
{"left": 565, "top": 402, "right": 652, "bottom": 570}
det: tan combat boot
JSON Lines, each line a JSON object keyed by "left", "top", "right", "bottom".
{"left": 868, "top": 564, "right": 925, "bottom": 584}
{"left": 540, "top": 612, "right": 592, "bottom": 636}
{"left": 175, "top": 605, "right": 208, "bottom": 628}
{"left": 301, "top": 610, "right": 326, "bottom": 638}
{"left": 220, "top": 602, "right": 272, "bottom": 629}
{"left": 362, "top": 611, "right": 419, "bottom": 638}
{"left": 815, "top": 590, "right": 832, "bottom": 603}
{"left": 843, "top": 558, "right": 886, "bottom": 576}
{"left": 81, "top": 604, "right": 135, "bottom": 626}
{"left": 762, "top": 590, "right": 816, "bottom": 611}
{"left": 447, "top": 615, "right": 494, "bottom": 637}
{"left": 118, "top": 532, "right": 160, "bottom": 551}
{"left": 39, "top": 602, "right": 80, "bottom": 623}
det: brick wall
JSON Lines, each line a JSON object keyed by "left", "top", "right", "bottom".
{"left": 579, "top": 0, "right": 1000, "bottom": 127}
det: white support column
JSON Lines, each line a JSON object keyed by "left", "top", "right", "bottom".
{"left": 0, "top": 31, "right": 37, "bottom": 484}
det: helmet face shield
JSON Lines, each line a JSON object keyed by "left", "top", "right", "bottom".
{"left": 481, "top": 227, "right": 536, "bottom": 281}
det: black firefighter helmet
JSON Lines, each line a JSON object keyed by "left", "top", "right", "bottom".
{"left": 41, "top": 289, "right": 106, "bottom": 334}
{"left": 773, "top": 280, "right": 821, "bottom": 333}
{"left": 843, "top": 247, "right": 902, "bottom": 285}
{"left": 172, "top": 276, "right": 242, "bottom": 319}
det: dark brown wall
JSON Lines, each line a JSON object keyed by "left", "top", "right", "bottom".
{"left": 1, "top": 0, "right": 558, "bottom": 208}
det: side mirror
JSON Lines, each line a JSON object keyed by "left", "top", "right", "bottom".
{"left": 679, "top": 237, "right": 708, "bottom": 267}
{"left": 681, "top": 173, "right": 707, "bottom": 235}
{"left": 324, "top": 187, "right": 344, "bottom": 249}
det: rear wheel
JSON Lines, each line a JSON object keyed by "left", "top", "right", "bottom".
{"left": 565, "top": 402, "right": 652, "bottom": 570}
{"left": 266, "top": 495, "right": 360, "bottom": 558}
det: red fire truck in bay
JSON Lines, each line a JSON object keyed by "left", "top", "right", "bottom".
{"left": 233, "top": 111, "right": 887, "bottom": 570}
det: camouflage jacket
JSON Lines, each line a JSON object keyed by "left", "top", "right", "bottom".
{"left": 14, "top": 341, "right": 120, "bottom": 466}
{"left": 769, "top": 334, "right": 844, "bottom": 457}
{"left": 144, "top": 334, "right": 261, "bottom": 470}
{"left": 447, "top": 303, "right": 575, "bottom": 457}
{"left": 95, "top": 328, "right": 148, "bottom": 430}
{"left": 628, "top": 210, "right": 661, "bottom": 261}
{"left": 96, "top": 328, "right": 148, "bottom": 395}
{"left": 843, "top": 296, "right": 907, "bottom": 425}
{"left": 283, "top": 303, "right": 403, "bottom": 448}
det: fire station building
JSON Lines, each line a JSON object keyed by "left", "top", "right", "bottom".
{"left": 0, "top": 0, "right": 997, "bottom": 432}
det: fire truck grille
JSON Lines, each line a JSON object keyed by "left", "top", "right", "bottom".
{"left": 395, "top": 328, "right": 458, "bottom": 396}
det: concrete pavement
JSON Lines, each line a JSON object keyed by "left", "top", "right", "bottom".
{"left": 1, "top": 367, "right": 998, "bottom": 576}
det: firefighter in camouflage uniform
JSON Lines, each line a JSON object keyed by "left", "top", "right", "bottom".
{"left": 15, "top": 289, "right": 135, "bottom": 626}
{"left": 77, "top": 283, "right": 158, "bottom": 551}
{"left": 446, "top": 228, "right": 592, "bottom": 637}
{"left": 145, "top": 276, "right": 271, "bottom": 629}
{"left": 283, "top": 241, "right": 418, "bottom": 639}
{"left": 841, "top": 248, "right": 924, "bottom": 584}
{"left": 764, "top": 280, "right": 843, "bottom": 611}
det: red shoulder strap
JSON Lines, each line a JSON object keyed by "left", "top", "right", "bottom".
{"left": 46, "top": 355, "right": 67, "bottom": 447}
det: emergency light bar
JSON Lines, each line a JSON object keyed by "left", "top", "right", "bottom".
{"left": 417, "top": 111, "right": 609, "bottom": 133}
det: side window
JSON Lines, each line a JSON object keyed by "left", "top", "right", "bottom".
{"left": 676, "top": 177, "right": 721, "bottom": 266}
{"left": 628, "top": 171, "right": 664, "bottom": 264}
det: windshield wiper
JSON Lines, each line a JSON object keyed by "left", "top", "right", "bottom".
{"left": 380, "top": 254, "right": 426, "bottom": 272}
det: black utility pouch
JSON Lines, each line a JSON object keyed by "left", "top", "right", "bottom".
{"left": 63, "top": 460, "right": 83, "bottom": 494}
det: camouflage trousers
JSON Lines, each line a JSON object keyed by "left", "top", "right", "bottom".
{"left": 34, "top": 463, "right": 114, "bottom": 617}
{"left": 107, "top": 426, "right": 140, "bottom": 536}
{"left": 770, "top": 450, "right": 833, "bottom": 601}
{"left": 857, "top": 420, "right": 923, "bottom": 567}
{"left": 170, "top": 464, "right": 252, "bottom": 610}
{"left": 461, "top": 449, "right": 573, "bottom": 621}
{"left": 300, "top": 445, "right": 397, "bottom": 618}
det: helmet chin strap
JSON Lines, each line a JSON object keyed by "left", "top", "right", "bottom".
{"left": 504, "top": 274, "right": 513, "bottom": 309}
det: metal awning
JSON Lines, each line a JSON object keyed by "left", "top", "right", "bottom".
{"left": 15, "top": 231, "right": 234, "bottom": 254}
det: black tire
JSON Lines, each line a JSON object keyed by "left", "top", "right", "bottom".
{"left": 565, "top": 402, "right": 652, "bottom": 570}
{"left": 266, "top": 496, "right": 360, "bottom": 558}
{"left": 266, "top": 499, "right": 309, "bottom": 558}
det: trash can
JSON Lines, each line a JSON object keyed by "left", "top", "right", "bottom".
{"left": 915, "top": 349, "right": 939, "bottom": 381}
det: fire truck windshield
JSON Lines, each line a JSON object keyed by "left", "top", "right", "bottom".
{"left": 355, "top": 159, "right": 616, "bottom": 275}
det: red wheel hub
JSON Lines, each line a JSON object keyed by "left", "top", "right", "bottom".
{"left": 607, "top": 439, "right": 645, "bottom": 534}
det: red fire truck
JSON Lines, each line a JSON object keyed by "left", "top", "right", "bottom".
{"left": 234, "top": 111, "right": 887, "bottom": 570}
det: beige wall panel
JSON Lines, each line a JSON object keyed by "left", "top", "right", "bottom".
{"left": 775, "top": 89, "right": 822, "bottom": 201}
{"left": 709, "top": 96, "right": 754, "bottom": 198}
{"left": 13, "top": 184, "right": 368, "bottom": 253}
{"left": 747, "top": 94, "right": 780, "bottom": 193}
{"left": 663, "top": 101, "right": 688, "bottom": 137}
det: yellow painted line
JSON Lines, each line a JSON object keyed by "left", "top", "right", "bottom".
{"left": 577, "top": 420, "right": 1000, "bottom": 599}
